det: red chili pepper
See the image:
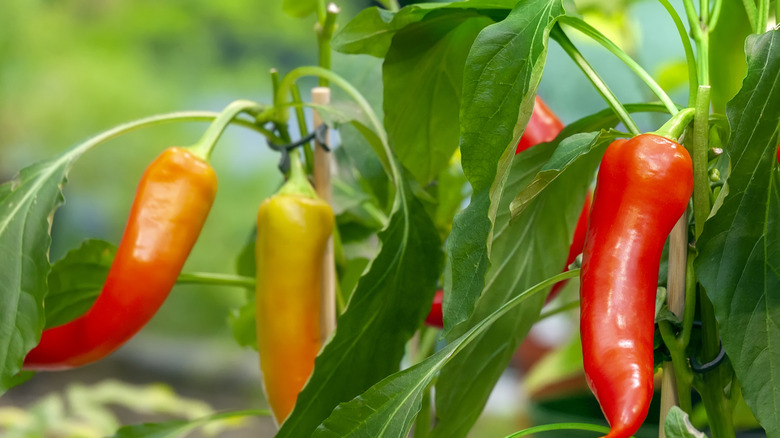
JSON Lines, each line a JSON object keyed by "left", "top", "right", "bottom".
{"left": 24, "top": 147, "right": 217, "bottom": 370}
{"left": 424, "top": 289, "right": 444, "bottom": 328}
{"left": 580, "top": 134, "right": 693, "bottom": 438}
{"left": 516, "top": 96, "right": 565, "bottom": 154}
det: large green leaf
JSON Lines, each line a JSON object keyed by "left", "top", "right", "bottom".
{"left": 0, "top": 147, "right": 85, "bottom": 393}
{"left": 331, "top": 1, "right": 513, "bottom": 58}
{"left": 384, "top": 11, "right": 493, "bottom": 184}
{"left": 311, "top": 266, "right": 575, "bottom": 437}
{"left": 445, "top": 0, "right": 565, "bottom": 328}
{"left": 276, "top": 178, "right": 442, "bottom": 436}
{"left": 432, "top": 131, "right": 613, "bottom": 437}
{"left": 695, "top": 29, "right": 780, "bottom": 437}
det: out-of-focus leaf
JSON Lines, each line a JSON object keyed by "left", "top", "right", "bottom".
{"left": 656, "top": 59, "right": 690, "bottom": 92}
{"left": 282, "top": 0, "right": 317, "bottom": 18}
{"left": 708, "top": 0, "right": 752, "bottom": 112}
{"left": 695, "top": 29, "right": 780, "bottom": 437}
{"left": 112, "top": 409, "right": 268, "bottom": 438}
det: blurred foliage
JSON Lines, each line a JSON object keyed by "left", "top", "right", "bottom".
{"left": 0, "top": 0, "right": 369, "bottom": 338}
{"left": 0, "top": 380, "right": 228, "bottom": 437}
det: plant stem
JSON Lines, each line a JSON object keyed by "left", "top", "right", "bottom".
{"left": 692, "top": 86, "right": 712, "bottom": 239}
{"left": 656, "top": 0, "right": 699, "bottom": 107}
{"left": 550, "top": 25, "right": 640, "bottom": 136}
{"left": 275, "top": 66, "right": 393, "bottom": 178}
{"left": 658, "top": 321, "right": 694, "bottom": 413}
{"left": 682, "top": 0, "right": 703, "bottom": 40}
{"left": 741, "top": 0, "right": 759, "bottom": 32}
{"left": 176, "top": 272, "right": 256, "bottom": 288}
{"left": 558, "top": 16, "right": 678, "bottom": 115}
{"left": 290, "top": 84, "right": 315, "bottom": 174}
{"left": 69, "top": 111, "right": 268, "bottom": 158}
{"left": 681, "top": 253, "right": 697, "bottom": 347}
{"left": 316, "top": 3, "right": 339, "bottom": 86}
{"left": 188, "top": 100, "right": 268, "bottom": 161}
{"left": 270, "top": 69, "right": 293, "bottom": 144}
{"left": 709, "top": 0, "right": 724, "bottom": 30}
{"left": 697, "top": 288, "right": 736, "bottom": 438}
{"left": 757, "top": 0, "right": 769, "bottom": 32}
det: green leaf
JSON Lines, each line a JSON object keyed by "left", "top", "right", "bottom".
{"left": 332, "top": 2, "right": 513, "bottom": 58}
{"left": 312, "top": 268, "right": 574, "bottom": 436}
{"left": 694, "top": 29, "right": 780, "bottom": 437}
{"left": 44, "top": 239, "right": 115, "bottom": 329}
{"left": 276, "top": 178, "right": 443, "bottom": 437}
{"left": 0, "top": 147, "right": 86, "bottom": 394}
{"left": 509, "top": 131, "right": 615, "bottom": 217}
{"left": 384, "top": 11, "right": 493, "bottom": 184}
{"left": 282, "top": 0, "right": 317, "bottom": 18}
{"left": 664, "top": 406, "right": 706, "bottom": 438}
{"left": 446, "top": 0, "right": 565, "bottom": 328}
{"left": 112, "top": 409, "right": 269, "bottom": 438}
{"left": 708, "top": 0, "right": 752, "bottom": 113}
{"left": 332, "top": 7, "right": 420, "bottom": 57}
{"left": 433, "top": 132, "right": 609, "bottom": 438}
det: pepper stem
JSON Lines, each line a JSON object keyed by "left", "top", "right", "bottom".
{"left": 187, "top": 100, "right": 268, "bottom": 161}
{"left": 277, "top": 151, "right": 318, "bottom": 198}
{"left": 650, "top": 108, "right": 696, "bottom": 142}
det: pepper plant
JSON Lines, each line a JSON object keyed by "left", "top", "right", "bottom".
{"left": 1, "top": 0, "right": 779, "bottom": 437}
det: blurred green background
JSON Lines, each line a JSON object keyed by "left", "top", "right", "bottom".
{"left": 0, "top": 0, "right": 699, "bottom": 436}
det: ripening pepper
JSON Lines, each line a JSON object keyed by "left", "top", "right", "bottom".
{"left": 580, "top": 134, "right": 693, "bottom": 438}
{"left": 24, "top": 147, "right": 217, "bottom": 370}
{"left": 255, "top": 154, "right": 334, "bottom": 425}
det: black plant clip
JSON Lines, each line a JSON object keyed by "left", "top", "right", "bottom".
{"left": 688, "top": 321, "right": 727, "bottom": 374}
{"left": 267, "top": 124, "right": 330, "bottom": 173}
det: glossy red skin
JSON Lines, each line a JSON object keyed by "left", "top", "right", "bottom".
{"left": 425, "top": 289, "right": 444, "bottom": 328}
{"left": 516, "top": 96, "right": 565, "bottom": 154}
{"left": 580, "top": 135, "right": 693, "bottom": 438}
{"left": 24, "top": 147, "right": 217, "bottom": 370}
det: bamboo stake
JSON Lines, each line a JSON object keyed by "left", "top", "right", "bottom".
{"left": 659, "top": 211, "right": 688, "bottom": 437}
{"left": 312, "top": 87, "right": 336, "bottom": 342}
